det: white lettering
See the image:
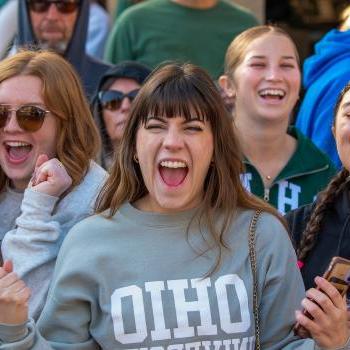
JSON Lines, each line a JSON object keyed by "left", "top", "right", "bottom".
{"left": 111, "top": 286, "right": 147, "bottom": 344}
{"left": 215, "top": 275, "right": 250, "bottom": 334}
{"left": 277, "top": 181, "right": 301, "bottom": 214}
{"left": 240, "top": 173, "right": 252, "bottom": 193}
{"left": 145, "top": 281, "right": 171, "bottom": 341}
{"left": 185, "top": 342, "right": 201, "bottom": 350}
{"left": 168, "top": 278, "right": 217, "bottom": 338}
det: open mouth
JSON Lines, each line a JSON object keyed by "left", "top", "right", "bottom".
{"left": 116, "top": 120, "right": 127, "bottom": 128}
{"left": 4, "top": 141, "right": 33, "bottom": 163}
{"left": 159, "top": 160, "right": 189, "bottom": 187}
{"left": 258, "top": 88, "right": 286, "bottom": 101}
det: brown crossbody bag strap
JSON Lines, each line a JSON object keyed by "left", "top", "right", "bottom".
{"left": 248, "top": 210, "right": 262, "bottom": 350}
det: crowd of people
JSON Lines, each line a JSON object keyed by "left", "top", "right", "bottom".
{"left": 0, "top": 0, "right": 350, "bottom": 349}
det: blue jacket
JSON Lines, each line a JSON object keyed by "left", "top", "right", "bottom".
{"left": 296, "top": 29, "right": 350, "bottom": 169}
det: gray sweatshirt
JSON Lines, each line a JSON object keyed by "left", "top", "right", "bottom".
{"left": 0, "top": 161, "right": 107, "bottom": 320}
{"left": 0, "top": 203, "right": 347, "bottom": 349}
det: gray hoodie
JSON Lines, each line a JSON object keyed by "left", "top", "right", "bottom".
{"left": 0, "top": 204, "right": 345, "bottom": 349}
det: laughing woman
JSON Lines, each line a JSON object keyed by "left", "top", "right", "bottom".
{"left": 219, "top": 26, "right": 336, "bottom": 214}
{"left": 0, "top": 50, "right": 106, "bottom": 320}
{"left": 0, "top": 63, "right": 348, "bottom": 349}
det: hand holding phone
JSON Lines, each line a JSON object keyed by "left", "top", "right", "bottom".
{"left": 294, "top": 257, "right": 350, "bottom": 344}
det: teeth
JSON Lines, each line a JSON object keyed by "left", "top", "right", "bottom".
{"left": 160, "top": 161, "right": 187, "bottom": 168}
{"left": 5, "top": 141, "right": 31, "bottom": 147}
{"left": 259, "top": 89, "right": 285, "bottom": 97}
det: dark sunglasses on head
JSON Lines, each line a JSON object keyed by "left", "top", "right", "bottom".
{"left": 0, "top": 105, "right": 50, "bottom": 132}
{"left": 26, "top": 0, "right": 80, "bottom": 14}
{"left": 98, "top": 89, "right": 140, "bottom": 111}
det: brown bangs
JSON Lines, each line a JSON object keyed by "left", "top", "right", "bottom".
{"left": 136, "top": 67, "right": 218, "bottom": 125}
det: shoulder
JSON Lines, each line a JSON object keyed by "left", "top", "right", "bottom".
{"left": 58, "top": 162, "right": 107, "bottom": 210}
{"left": 285, "top": 203, "right": 314, "bottom": 245}
{"left": 291, "top": 127, "right": 337, "bottom": 172}
{"left": 116, "top": 0, "right": 162, "bottom": 22}
{"left": 233, "top": 209, "right": 290, "bottom": 245}
{"left": 82, "top": 161, "right": 108, "bottom": 184}
{"left": 217, "top": 0, "right": 258, "bottom": 22}
{"left": 57, "top": 210, "right": 119, "bottom": 252}
{"left": 232, "top": 209, "right": 296, "bottom": 264}
{"left": 85, "top": 55, "right": 112, "bottom": 75}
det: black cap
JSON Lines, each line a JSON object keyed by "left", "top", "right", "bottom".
{"left": 99, "top": 61, "right": 152, "bottom": 90}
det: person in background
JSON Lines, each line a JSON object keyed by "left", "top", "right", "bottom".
{"left": 112, "top": 0, "right": 145, "bottom": 19}
{"left": 105, "top": 0, "right": 258, "bottom": 79}
{"left": 0, "top": 0, "right": 17, "bottom": 59}
{"left": 0, "top": 50, "right": 107, "bottom": 320}
{"left": 92, "top": 61, "right": 151, "bottom": 169}
{"left": 0, "top": 62, "right": 349, "bottom": 349}
{"left": 219, "top": 25, "right": 336, "bottom": 214}
{"left": 295, "top": 5, "right": 350, "bottom": 169}
{"left": 87, "top": 0, "right": 110, "bottom": 60}
{"left": 14, "top": 0, "right": 110, "bottom": 99}
{"left": 286, "top": 82, "right": 350, "bottom": 290}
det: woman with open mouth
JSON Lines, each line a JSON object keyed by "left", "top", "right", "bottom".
{"left": 0, "top": 50, "right": 107, "bottom": 320}
{"left": 0, "top": 63, "right": 348, "bottom": 349}
{"left": 219, "top": 25, "right": 336, "bottom": 215}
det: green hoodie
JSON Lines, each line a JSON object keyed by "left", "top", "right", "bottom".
{"left": 241, "top": 127, "right": 336, "bottom": 214}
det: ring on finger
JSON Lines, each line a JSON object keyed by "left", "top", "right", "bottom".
{"left": 57, "top": 161, "right": 64, "bottom": 168}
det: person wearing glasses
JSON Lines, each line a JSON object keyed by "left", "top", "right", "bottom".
{"left": 92, "top": 61, "right": 151, "bottom": 169}
{"left": 13, "top": 0, "right": 110, "bottom": 99}
{"left": 0, "top": 50, "right": 107, "bottom": 320}
{"left": 0, "top": 62, "right": 349, "bottom": 349}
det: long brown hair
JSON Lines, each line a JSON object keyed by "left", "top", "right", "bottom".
{"left": 0, "top": 50, "right": 101, "bottom": 191}
{"left": 297, "top": 83, "right": 350, "bottom": 261}
{"left": 95, "top": 63, "right": 284, "bottom": 273}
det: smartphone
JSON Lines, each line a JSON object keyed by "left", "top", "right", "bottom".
{"left": 294, "top": 256, "right": 350, "bottom": 335}
{"left": 322, "top": 256, "right": 350, "bottom": 296}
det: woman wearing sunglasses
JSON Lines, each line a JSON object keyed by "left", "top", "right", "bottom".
{"left": 0, "top": 50, "right": 107, "bottom": 320}
{"left": 92, "top": 61, "right": 151, "bottom": 169}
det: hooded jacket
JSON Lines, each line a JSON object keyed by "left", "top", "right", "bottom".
{"left": 241, "top": 127, "right": 336, "bottom": 215}
{"left": 296, "top": 29, "right": 350, "bottom": 169}
{"left": 285, "top": 183, "right": 350, "bottom": 290}
{"left": 17, "top": 0, "right": 110, "bottom": 99}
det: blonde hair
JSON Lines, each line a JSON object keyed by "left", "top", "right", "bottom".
{"left": 96, "top": 62, "right": 284, "bottom": 275}
{"left": 0, "top": 50, "right": 101, "bottom": 191}
{"left": 224, "top": 25, "right": 300, "bottom": 78}
{"left": 339, "top": 5, "right": 350, "bottom": 31}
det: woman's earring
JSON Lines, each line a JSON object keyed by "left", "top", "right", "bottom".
{"left": 133, "top": 154, "right": 139, "bottom": 163}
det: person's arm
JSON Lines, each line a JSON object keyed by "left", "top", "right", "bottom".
{"left": 86, "top": 2, "right": 111, "bottom": 59}
{"left": 1, "top": 155, "right": 73, "bottom": 319}
{"left": 0, "top": 218, "right": 102, "bottom": 349}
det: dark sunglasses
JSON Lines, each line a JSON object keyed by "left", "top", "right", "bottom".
{"left": 98, "top": 89, "right": 140, "bottom": 111}
{"left": 27, "top": 0, "right": 80, "bottom": 14}
{"left": 0, "top": 105, "right": 50, "bottom": 132}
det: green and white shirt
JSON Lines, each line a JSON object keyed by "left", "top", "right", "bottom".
{"left": 241, "top": 127, "right": 336, "bottom": 214}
